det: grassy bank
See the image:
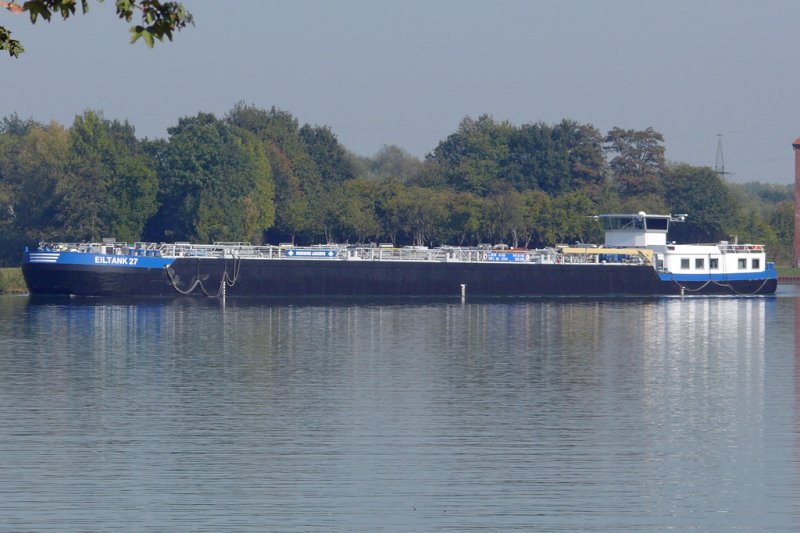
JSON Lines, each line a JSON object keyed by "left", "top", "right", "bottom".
{"left": 0, "top": 268, "right": 27, "bottom": 294}
{"left": 777, "top": 266, "right": 800, "bottom": 278}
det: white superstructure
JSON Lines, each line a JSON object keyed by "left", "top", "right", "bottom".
{"left": 596, "top": 212, "right": 768, "bottom": 277}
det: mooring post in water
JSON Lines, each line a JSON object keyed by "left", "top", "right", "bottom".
{"left": 461, "top": 284, "right": 466, "bottom": 303}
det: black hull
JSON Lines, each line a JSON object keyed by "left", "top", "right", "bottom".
{"left": 22, "top": 258, "right": 778, "bottom": 298}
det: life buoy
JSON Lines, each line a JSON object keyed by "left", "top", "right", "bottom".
{"left": 482, "top": 253, "right": 488, "bottom": 260}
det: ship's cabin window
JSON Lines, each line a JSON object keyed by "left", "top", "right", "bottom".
{"left": 710, "top": 258, "right": 719, "bottom": 269}
{"left": 752, "top": 258, "right": 760, "bottom": 270}
{"left": 601, "top": 215, "right": 671, "bottom": 231}
{"left": 646, "top": 217, "right": 669, "bottom": 231}
{"left": 738, "top": 258, "right": 747, "bottom": 269}
{"left": 602, "top": 216, "right": 644, "bottom": 231}
{"left": 681, "top": 258, "right": 690, "bottom": 270}
{"left": 695, "top": 258, "right": 704, "bottom": 269}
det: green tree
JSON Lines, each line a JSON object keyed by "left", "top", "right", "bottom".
{"left": 0, "top": 113, "right": 36, "bottom": 135}
{"left": 442, "top": 190, "right": 483, "bottom": 245}
{"left": 518, "top": 189, "right": 553, "bottom": 248}
{"left": 2, "top": 0, "right": 193, "bottom": 57}
{"left": 0, "top": 156, "right": 15, "bottom": 263}
{"left": 662, "top": 163, "right": 740, "bottom": 243}
{"left": 299, "top": 124, "right": 357, "bottom": 185}
{"left": 737, "top": 209, "right": 778, "bottom": 250}
{"left": 485, "top": 186, "right": 525, "bottom": 246}
{"left": 0, "top": 116, "right": 69, "bottom": 264}
{"left": 372, "top": 179, "right": 404, "bottom": 245}
{"left": 332, "top": 179, "right": 382, "bottom": 243}
{"left": 552, "top": 120, "right": 606, "bottom": 196}
{"left": 3, "top": 120, "right": 69, "bottom": 243}
{"left": 365, "top": 144, "right": 423, "bottom": 182}
{"left": 428, "top": 115, "right": 513, "bottom": 196}
{"left": 769, "top": 200, "right": 794, "bottom": 265}
{"left": 502, "top": 122, "right": 563, "bottom": 193}
{"left": 57, "top": 111, "right": 158, "bottom": 241}
{"left": 379, "top": 183, "right": 449, "bottom": 246}
{"left": 262, "top": 141, "right": 308, "bottom": 243}
{"left": 604, "top": 127, "right": 665, "bottom": 198}
{"left": 501, "top": 120, "right": 605, "bottom": 197}
{"left": 152, "top": 112, "right": 274, "bottom": 243}
{"left": 548, "top": 192, "right": 596, "bottom": 244}
{"left": 226, "top": 103, "right": 321, "bottom": 243}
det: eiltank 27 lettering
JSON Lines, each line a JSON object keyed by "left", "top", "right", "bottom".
{"left": 94, "top": 256, "right": 138, "bottom": 266}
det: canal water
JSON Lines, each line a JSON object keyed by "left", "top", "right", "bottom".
{"left": 0, "top": 289, "right": 798, "bottom": 531}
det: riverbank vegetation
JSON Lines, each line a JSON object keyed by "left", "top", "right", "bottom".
{"left": 0, "top": 104, "right": 794, "bottom": 267}
{"left": 0, "top": 268, "right": 24, "bottom": 294}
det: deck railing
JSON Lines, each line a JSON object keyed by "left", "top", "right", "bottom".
{"left": 36, "top": 241, "right": 565, "bottom": 264}
{"left": 37, "top": 240, "right": 765, "bottom": 266}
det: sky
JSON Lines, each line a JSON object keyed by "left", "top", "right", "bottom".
{"left": 4, "top": 0, "right": 800, "bottom": 183}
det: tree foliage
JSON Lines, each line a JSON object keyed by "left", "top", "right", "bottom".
{"left": 0, "top": 106, "right": 793, "bottom": 266}
{"left": 604, "top": 127, "right": 665, "bottom": 198}
{"left": 365, "top": 144, "right": 423, "bottom": 182}
{"left": 503, "top": 120, "right": 605, "bottom": 196}
{"left": 1, "top": 0, "right": 193, "bottom": 57}
{"left": 662, "top": 163, "right": 739, "bottom": 242}
{"left": 59, "top": 110, "right": 158, "bottom": 241}
{"left": 149, "top": 112, "right": 274, "bottom": 243}
{"left": 428, "top": 115, "right": 513, "bottom": 195}
{"left": 427, "top": 115, "right": 607, "bottom": 200}
{"left": 225, "top": 103, "right": 324, "bottom": 243}
{"left": 0, "top": 119, "right": 68, "bottom": 251}
{"left": 298, "top": 124, "right": 357, "bottom": 185}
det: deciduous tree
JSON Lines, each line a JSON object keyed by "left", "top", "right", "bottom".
{"left": 299, "top": 124, "right": 357, "bottom": 185}
{"left": 1, "top": 0, "right": 193, "bottom": 57}
{"left": 604, "top": 127, "right": 665, "bottom": 198}
{"left": 152, "top": 112, "right": 274, "bottom": 243}
{"left": 366, "top": 144, "right": 423, "bottom": 182}
{"left": 57, "top": 110, "right": 158, "bottom": 242}
{"left": 662, "top": 163, "right": 740, "bottom": 242}
{"left": 226, "top": 103, "right": 320, "bottom": 243}
{"left": 428, "top": 115, "right": 513, "bottom": 196}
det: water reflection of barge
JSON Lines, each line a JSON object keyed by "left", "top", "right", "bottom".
{"left": 22, "top": 213, "right": 777, "bottom": 298}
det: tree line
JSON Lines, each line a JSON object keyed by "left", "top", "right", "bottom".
{"left": 0, "top": 104, "right": 793, "bottom": 266}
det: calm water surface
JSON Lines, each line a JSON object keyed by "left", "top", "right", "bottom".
{"left": 0, "top": 289, "right": 798, "bottom": 531}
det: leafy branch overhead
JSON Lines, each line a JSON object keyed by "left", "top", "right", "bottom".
{"left": 0, "top": 0, "right": 193, "bottom": 57}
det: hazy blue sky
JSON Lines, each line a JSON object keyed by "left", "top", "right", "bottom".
{"left": 4, "top": 0, "right": 800, "bottom": 183}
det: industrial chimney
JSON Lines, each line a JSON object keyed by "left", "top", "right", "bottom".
{"left": 795, "top": 138, "right": 800, "bottom": 266}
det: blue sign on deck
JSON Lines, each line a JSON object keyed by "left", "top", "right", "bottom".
{"left": 284, "top": 249, "right": 338, "bottom": 259}
{"left": 486, "top": 252, "right": 529, "bottom": 262}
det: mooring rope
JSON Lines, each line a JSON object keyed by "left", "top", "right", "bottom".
{"left": 673, "top": 276, "right": 771, "bottom": 296}
{"left": 673, "top": 279, "right": 712, "bottom": 293}
{"left": 713, "top": 277, "right": 771, "bottom": 296}
{"left": 166, "top": 266, "right": 206, "bottom": 295}
{"left": 166, "top": 254, "right": 243, "bottom": 297}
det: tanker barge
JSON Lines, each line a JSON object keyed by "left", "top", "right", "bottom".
{"left": 22, "top": 213, "right": 777, "bottom": 298}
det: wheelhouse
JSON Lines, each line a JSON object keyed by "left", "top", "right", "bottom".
{"left": 596, "top": 213, "right": 683, "bottom": 248}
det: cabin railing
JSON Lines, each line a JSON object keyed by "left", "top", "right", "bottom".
{"left": 717, "top": 244, "right": 765, "bottom": 254}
